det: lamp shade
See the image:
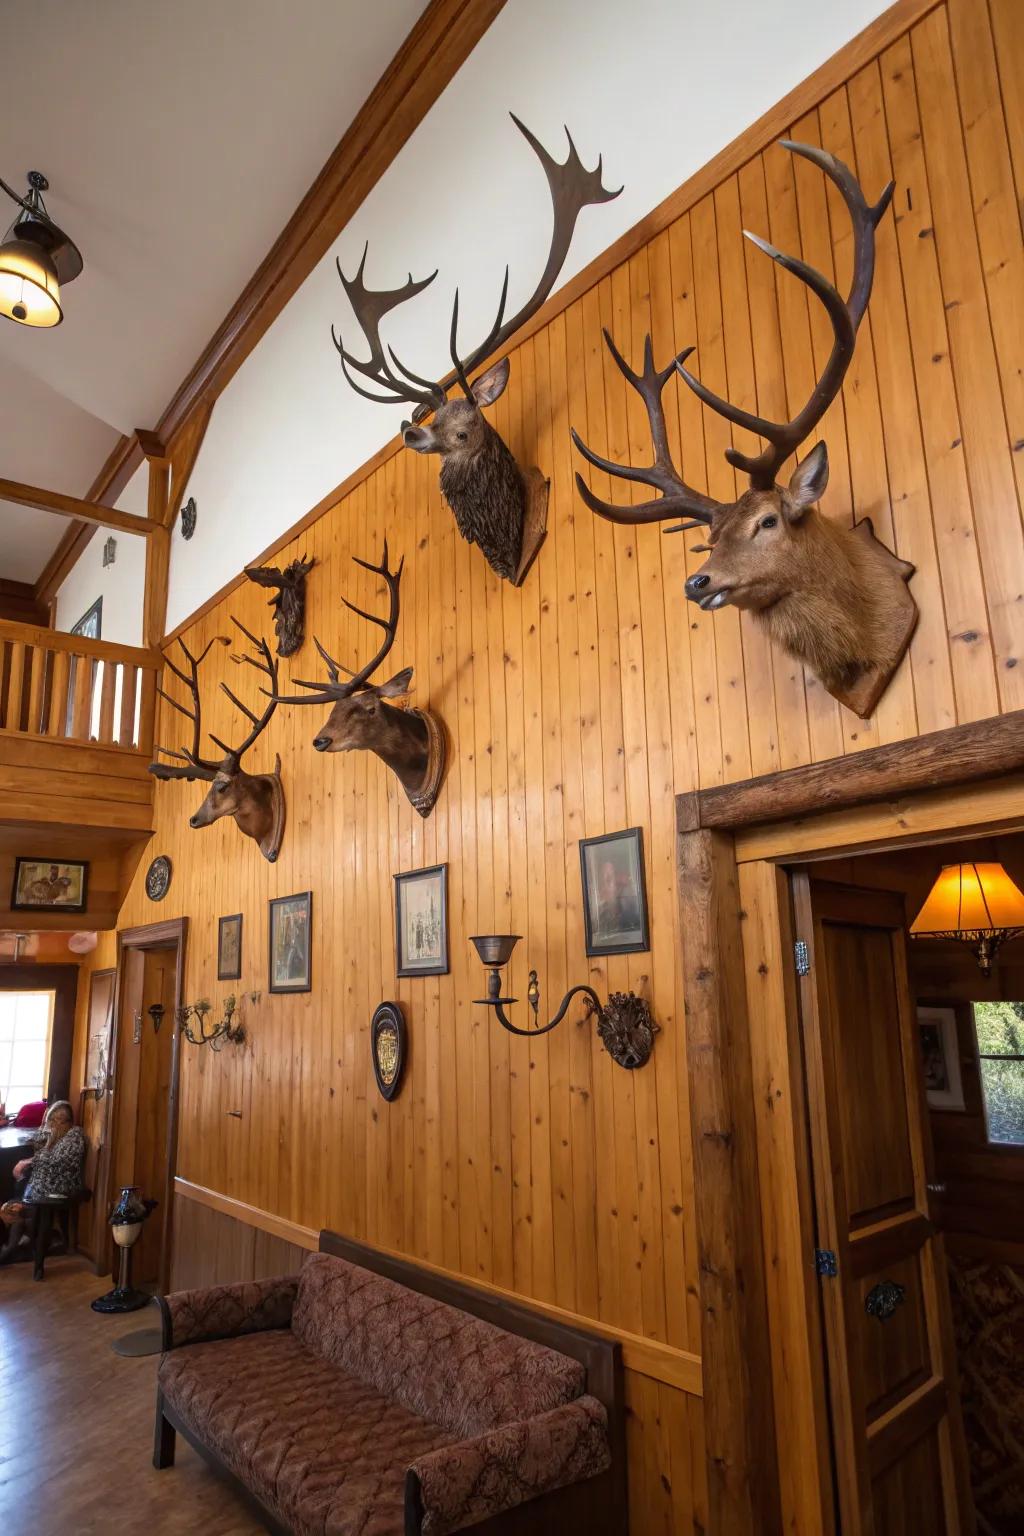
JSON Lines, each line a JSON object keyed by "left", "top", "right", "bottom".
{"left": 0, "top": 235, "right": 62, "bottom": 327}
{"left": 910, "top": 862, "right": 1024, "bottom": 975}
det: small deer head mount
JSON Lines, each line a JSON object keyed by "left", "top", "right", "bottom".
{"left": 273, "top": 541, "right": 446, "bottom": 818}
{"left": 333, "top": 115, "right": 620, "bottom": 585}
{"left": 149, "top": 623, "right": 286, "bottom": 861}
{"left": 245, "top": 555, "right": 316, "bottom": 657}
{"left": 572, "top": 141, "right": 917, "bottom": 720}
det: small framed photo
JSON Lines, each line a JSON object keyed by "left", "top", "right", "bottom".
{"left": 218, "top": 913, "right": 243, "bottom": 981}
{"left": 580, "top": 828, "right": 649, "bottom": 957}
{"left": 918, "top": 1004, "right": 965, "bottom": 1112}
{"left": 395, "top": 864, "right": 448, "bottom": 977}
{"left": 11, "top": 858, "right": 89, "bottom": 913}
{"left": 268, "top": 892, "right": 312, "bottom": 994}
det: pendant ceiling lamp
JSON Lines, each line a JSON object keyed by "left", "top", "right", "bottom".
{"left": 910, "top": 861, "right": 1024, "bottom": 977}
{"left": 0, "top": 170, "right": 83, "bottom": 328}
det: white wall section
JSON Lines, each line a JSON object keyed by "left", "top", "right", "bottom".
{"left": 156, "top": 0, "right": 889, "bottom": 631}
{"left": 55, "top": 465, "right": 147, "bottom": 645}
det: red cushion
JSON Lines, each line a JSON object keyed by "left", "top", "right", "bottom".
{"left": 13, "top": 1101, "right": 46, "bottom": 1127}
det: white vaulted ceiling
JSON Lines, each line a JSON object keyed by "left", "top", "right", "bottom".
{"left": 0, "top": 0, "right": 427, "bottom": 583}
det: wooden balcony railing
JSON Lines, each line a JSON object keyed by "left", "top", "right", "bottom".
{"left": 0, "top": 619, "right": 161, "bottom": 756}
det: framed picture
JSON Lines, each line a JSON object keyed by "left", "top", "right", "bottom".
{"left": 579, "top": 828, "right": 649, "bottom": 956}
{"left": 394, "top": 864, "right": 448, "bottom": 977}
{"left": 11, "top": 858, "right": 89, "bottom": 913}
{"left": 268, "top": 892, "right": 312, "bottom": 994}
{"left": 918, "top": 1004, "right": 966, "bottom": 1111}
{"left": 218, "top": 913, "right": 243, "bottom": 981}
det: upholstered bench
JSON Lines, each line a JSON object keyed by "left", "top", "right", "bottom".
{"left": 153, "top": 1231, "right": 626, "bottom": 1535}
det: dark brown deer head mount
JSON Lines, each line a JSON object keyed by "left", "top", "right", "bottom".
{"left": 245, "top": 555, "right": 316, "bottom": 656}
{"left": 272, "top": 542, "right": 447, "bottom": 818}
{"left": 572, "top": 141, "right": 917, "bottom": 720}
{"left": 149, "top": 623, "right": 286, "bottom": 861}
{"left": 333, "top": 115, "right": 621, "bottom": 585}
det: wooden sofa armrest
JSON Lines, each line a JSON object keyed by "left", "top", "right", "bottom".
{"left": 404, "top": 1395, "right": 611, "bottom": 1535}
{"left": 157, "top": 1272, "right": 300, "bottom": 1351}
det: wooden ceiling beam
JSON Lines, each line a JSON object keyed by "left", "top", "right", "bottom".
{"left": 0, "top": 477, "right": 156, "bottom": 536}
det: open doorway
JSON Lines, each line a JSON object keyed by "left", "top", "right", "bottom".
{"left": 791, "top": 832, "right": 1024, "bottom": 1534}
{"left": 96, "top": 919, "right": 186, "bottom": 1295}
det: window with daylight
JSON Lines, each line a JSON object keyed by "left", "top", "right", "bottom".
{"left": 973, "top": 1001, "right": 1024, "bottom": 1147}
{"left": 0, "top": 991, "right": 54, "bottom": 1116}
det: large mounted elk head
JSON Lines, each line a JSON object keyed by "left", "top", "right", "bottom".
{"left": 572, "top": 141, "right": 917, "bottom": 720}
{"left": 149, "top": 623, "right": 286, "bottom": 861}
{"left": 332, "top": 115, "right": 620, "bottom": 586}
{"left": 272, "top": 542, "right": 446, "bottom": 818}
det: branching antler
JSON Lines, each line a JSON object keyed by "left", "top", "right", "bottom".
{"left": 210, "top": 618, "right": 281, "bottom": 768}
{"left": 272, "top": 540, "right": 406, "bottom": 706}
{"left": 333, "top": 115, "right": 621, "bottom": 419}
{"left": 571, "top": 332, "right": 723, "bottom": 531}
{"left": 149, "top": 636, "right": 230, "bottom": 782}
{"left": 573, "top": 140, "right": 895, "bottom": 522}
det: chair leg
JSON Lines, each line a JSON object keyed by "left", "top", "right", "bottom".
{"left": 153, "top": 1394, "right": 176, "bottom": 1470}
{"left": 32, "top": 1208, "right": 52, "bottom": 1281}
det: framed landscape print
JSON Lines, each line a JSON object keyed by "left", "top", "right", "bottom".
{"left": 11, "top": 858, "right": 88, "bottom": 913}
{"left": 394, "top": 865, "right": 448, "bottom": 977}
{"left": 917, "top": 1004, "right": 965, "bottom": 1112}
{"left": 268, "top": 891, "right": 312, "bottom": 994}
{"left": 218, "top": 913, "right": 243, "bottom": 981}
{"left": 579, "top": 828, "right": 649, "bottom": 957}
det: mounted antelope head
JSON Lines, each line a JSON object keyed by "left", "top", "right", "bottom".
{"left": 245, "top": 555, "right": 316, "bottom": 657}
{"left": 572, "top": 140, "right": 917, "bottom": 720}
{"left": 149, "top": 623, "right": 286, "bottom": 861}
{"left": 272, "top": 542, "right": 446, "bottom": 818}
{"left": 332, "top": 115, "right": 620, "bottom": 585}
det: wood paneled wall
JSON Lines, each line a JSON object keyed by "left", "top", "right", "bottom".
{"left": 72, "top": 2, "right": 1022, "bottom": 1528}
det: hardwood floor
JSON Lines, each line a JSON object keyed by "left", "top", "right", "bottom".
{"left": 0, "top": 1257, "right": 263, "bottom": 1535}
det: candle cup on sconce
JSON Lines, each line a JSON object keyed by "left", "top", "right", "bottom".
{"left": 468, "top": 933, "right": 659, "bottom": 1070}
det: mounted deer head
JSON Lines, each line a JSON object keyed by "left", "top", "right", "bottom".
{"left": 271, "top": 541, "right": 446, "bottom": 818}
{"left": 332, "top": 115, "right": 621, "bottom": 585}
{"left": 245, "top": 555, "right": 316, "bottom": 657}
{"left": 149, "top": 623, "right": 286, "bottom": 861}
{"left": 572, "top": 140, "right": 917, "bottom": 720}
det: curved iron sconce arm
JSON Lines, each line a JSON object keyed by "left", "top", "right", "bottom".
{"left": 471, "top": 937, "right": 658, "bottom": 1070}
{"left": 175, "top": 993, "right": 254, "bottom": 1051}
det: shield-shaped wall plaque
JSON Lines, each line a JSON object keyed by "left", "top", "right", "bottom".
{"left": 371, "top": 1001, "right": 406, "bottom": 1102}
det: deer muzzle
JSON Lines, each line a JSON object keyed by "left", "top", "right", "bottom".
{"left": 685, "top": 571, "right": 733, "bottom": 612}
{"left": 401, "top": 421, "right": 440, "bottom": 454}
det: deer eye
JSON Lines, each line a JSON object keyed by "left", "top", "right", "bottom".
{"left": 216, "top": 782, "right": 228, "bottom": 793}
{"left": 456, "top": 430, "right": 468, "bottom": 442}
{"left": 759, "top": 515, "right": 778, "bottom": 530}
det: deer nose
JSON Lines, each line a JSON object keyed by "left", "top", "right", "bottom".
{"left": 188, "top": 813, "right": 201, "bottom": 828}
{"left": 685, "top": 573, "right": 711, "bottom": 597}
{"left": 313, "top": 736, "right": 331, "bottom": 752}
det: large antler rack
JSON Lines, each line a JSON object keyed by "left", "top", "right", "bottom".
{"left": 332, "top": 114, "right": 621, "bottom": 420}
{"left": 271, "top": 541, "right": 406, "bottom": 706}
{"left": 212, "top": 618, "right": 281, "bottom": 769}
{"left": 572, "top": 139, "right": 895, "bottom": 522}
{"left": 149, "top": 636, "right": 230, "bottom": 782}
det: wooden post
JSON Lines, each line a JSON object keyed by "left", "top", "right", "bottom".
{"left": 142, "top": 441, "right": 171, "bottom": 649}
{"left": 676, "top": 810, "right": 781, "bottom": 1533}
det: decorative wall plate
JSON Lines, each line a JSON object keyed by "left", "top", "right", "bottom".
{"left": 371, "top": 1001, "right": 406, "bottom": 1102}
{"left": 180, "top": 497, "right": 197, "bottom": 540}
{"left": 145, "top": 855, "right": 172, "bottom": 902}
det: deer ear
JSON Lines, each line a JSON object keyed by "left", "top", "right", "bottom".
{"left": 470, "top": 357, "right": 510, "bottom": 407}
{"left": 376, "top": 666, "right": 414, "bottom": 699}
{"left": 785, "top": 442, "right": 829, "bottom": 520}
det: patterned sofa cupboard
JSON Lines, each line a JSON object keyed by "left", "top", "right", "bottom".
{"left": 153, "top": 1231, "right": 627, "bottom": 1535}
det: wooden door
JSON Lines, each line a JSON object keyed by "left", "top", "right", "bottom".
{"left": 108, "top": 946, "right": 176, "bottom": 1285}
{"left": 792, "top": 877, "right": 974, "bottom": 1535}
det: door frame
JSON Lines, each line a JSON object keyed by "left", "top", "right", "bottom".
{"left": 96, "top": 916, "right": 188, "bottom": 1294}
{"left": 675, "top": 709, "right": 1024, "bottom": 1533}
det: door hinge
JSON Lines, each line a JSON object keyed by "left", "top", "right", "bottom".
{"left": 815, "top": 1248, "right": 838, "bottom": 1278}
{"left": 794, "top": 939, "right": 810, "bottom": 977}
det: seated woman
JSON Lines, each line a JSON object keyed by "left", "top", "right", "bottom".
{"left": 1, "top": 1101, "right": 85, "bottom": 1268}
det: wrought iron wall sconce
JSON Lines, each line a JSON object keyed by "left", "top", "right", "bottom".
{"left": 147, "top": 1002, "right": 165, "bottom": 1034}
{"left": 469, "top": 935, "right": 658, "bottom": 1070}
{"left": 175, "top": 991, "right": 256, "bottom": 1050}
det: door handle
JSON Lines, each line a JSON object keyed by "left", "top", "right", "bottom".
{"left": 865, "top": 1279, "right": 906, "bottom": 1321}
{"left": 926, "top": 1181, "right": 947, "bottom": 1196}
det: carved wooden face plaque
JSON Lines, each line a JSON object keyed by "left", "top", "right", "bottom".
{"left": 371, "top": 1001, "right": 406, "bottom": 1102}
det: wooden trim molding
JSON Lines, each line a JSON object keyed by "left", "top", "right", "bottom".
{"left": 678, "top": 710, "right": 1024, "bottom": 836}
{"left": 172, "top": 1177, "right": 703, "bottom": 1395}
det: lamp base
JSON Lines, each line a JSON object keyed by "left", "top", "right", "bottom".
{"left": 91, "top": 1285, "right": 151, "bottom": 1314}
